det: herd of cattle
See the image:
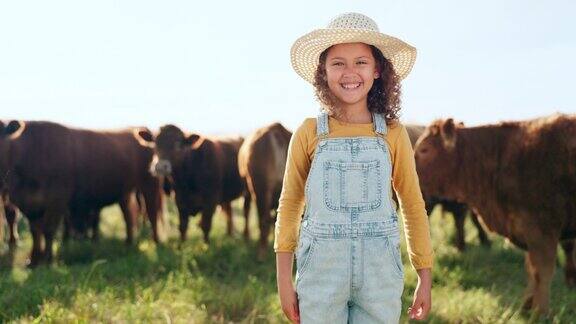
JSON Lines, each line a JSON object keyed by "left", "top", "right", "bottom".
{"left": 1, "top": 112, "right": 575, "bottom": 314}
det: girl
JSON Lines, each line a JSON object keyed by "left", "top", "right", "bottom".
{"left": 275, "top": 12, "right": 433, "bottom": 323}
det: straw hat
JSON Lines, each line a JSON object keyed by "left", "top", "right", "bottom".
{"left": 290, "top": 12, "right": 417, "bottom": 83}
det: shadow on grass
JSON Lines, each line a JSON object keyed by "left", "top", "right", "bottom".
{"left": 0, "top": 236, "right": 179, "bottom": 321}
{"left": 168, "top": 233, "right": 281, "bottom": 321}
{"left": 0, "top": 230, "right": 281, "bottom": 322}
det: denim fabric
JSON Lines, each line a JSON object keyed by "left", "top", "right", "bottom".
{"left": 295, "top": 112, "right": 404, "bottom": 323}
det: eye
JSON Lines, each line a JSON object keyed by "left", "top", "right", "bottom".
{"left": 357, "top": 61, "right": 368, "bottom": 65}
{"left": 332, "top": 62, "right": 344, "bottom": 66}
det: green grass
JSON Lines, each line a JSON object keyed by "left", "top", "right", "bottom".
{"left": 0, "top": 200, "right": 575, "bottom": 323}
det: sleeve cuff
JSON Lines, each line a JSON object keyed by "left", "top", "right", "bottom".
{"left": 409, "top": 252, "right": 435, "bottom": 270}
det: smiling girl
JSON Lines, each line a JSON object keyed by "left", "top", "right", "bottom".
{"left": 274, "top": 13, "right": 434, "bottom": 323}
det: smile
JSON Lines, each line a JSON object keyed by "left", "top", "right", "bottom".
{"left": 340, "top": 82, "right": 362, "bottom": 90}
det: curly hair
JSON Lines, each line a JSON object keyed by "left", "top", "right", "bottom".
{"left": 313, "top": 45, "right": 402, "bottom": 125}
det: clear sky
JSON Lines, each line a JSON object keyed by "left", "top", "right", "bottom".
{"left": 1, "top": 0, "right": 574, "bottom": 135}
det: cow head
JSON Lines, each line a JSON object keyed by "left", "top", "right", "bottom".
{"left": 136, "top": 124, "right": 204, "bottom": 176}
{"left": 0, "top": 120, "right": 25, "bottom": 188}
{"left": 133, "top": 127, "right": 155, "bottom": 148}
{"left": 414, "top": 118, "right": 463, "bottom": 199}
{"left": 0, "top": 120, "right": 24, "bottom": 139}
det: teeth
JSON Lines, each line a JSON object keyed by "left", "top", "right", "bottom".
{"left": 342, "top": 83, "right": 361, "bottom": 89}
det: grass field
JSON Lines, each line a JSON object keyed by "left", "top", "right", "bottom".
{"left": 0, "top": 199, "right": 575, "bottom": 323}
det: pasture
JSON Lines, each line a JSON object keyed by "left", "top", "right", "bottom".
{"left": 0, "top": 199, "right": 575, "bottom": 323}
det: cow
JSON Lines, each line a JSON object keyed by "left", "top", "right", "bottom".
{"left": 0, "top": 120, "right": 164, "bottom": 267}
{"left": 414, "top": 114, "right": 576, "bottom": 314}
{"left": 137, "top": 125, "right": 248, "bottom": 244}
{"left": 405, "top": 124, "right": 489, "bottom": 251}
{"left": 238, "top": 122, "right": 292, "bottom": 260}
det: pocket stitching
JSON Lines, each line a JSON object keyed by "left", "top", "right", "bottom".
{"left": 385, "top": 237, "right": 404, "bottom": 279}
{"left": 296, "top": 235, "right": 317, "bottom": 286}
{"left": 322, "top": 160, "right": 382, "bottom": 212}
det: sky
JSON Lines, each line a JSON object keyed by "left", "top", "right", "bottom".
{"left": 1, "top": 0, "right": 574, "bottom": 135}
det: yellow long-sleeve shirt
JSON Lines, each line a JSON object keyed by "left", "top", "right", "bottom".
{"left": 274, "top": 115, "right": 434, "bottom": 270}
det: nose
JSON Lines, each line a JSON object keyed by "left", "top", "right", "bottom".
{"left": 343, "top": 64, "right": 356, "bottom": 75}
{"left": 152, "top": 159, "right": 172, "bottom": 176}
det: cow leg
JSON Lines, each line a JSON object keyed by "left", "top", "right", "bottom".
{"left": 140, "top": 176, "right": 164, "bottom": 243}
{"left": 453, "top": 209, "right": 466, "bottom": 252}
{"left": 42, "top": 221, "right": 58, "bottom": 264}
{"left": 561, "top": 239, "right": 576, "bottom": 287}
{"left": 178, "top": 209, "right": 190, "bottom": 242}
{"left": 5, "top": 205, "right": 19, "bottom": 247}
{"left": 119, "top": 192, "right": 138, "bottom": 244}
{"left": 243, "top": 193, "right": 252, "bottom": 241}
{"left": 42, "top": 205, "right": 67, "bottom": 264}
{"left": 522, "top": 251, "right": 537, "bottom": 310}
{"left": 199, "top": 204, "right": 216, "bottom": 244}
{"left": 135, "top": 192, "right": 146, "bottom": 229}
{"left": 221, "top": 201, "right": 233, "bottom": 237}
{"left": 62, "top": 216, "right": 73, "bottom": 242}
{"left": 424, "top": 198, "right": 436, "bottom": 217}
{"left": 90, "top": 210, "right": 100, "bottom": 242}
{"left": 27, "top": 216, "right": 44, "bottom": 268}
{"left": 470, "top": 211, "right": 490, "bottom": 247}
{"left": 522, "top": 236, "right": 558, "bottom": 315}
{"left": 255, "top": 193, "right": 272, "bottom": 261}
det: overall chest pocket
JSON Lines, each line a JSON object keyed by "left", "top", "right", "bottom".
{"left": 323, "top": 160, "right": 382, "bottom": 212}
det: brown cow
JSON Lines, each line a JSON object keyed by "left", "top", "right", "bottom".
{"left": 238, "top": 122, "right": 292, "bottom": 260}
{"left": 414, "top": 114, "right": 576, "bottom": 314}
{"left": 137, "top": 125, "right": 248, "bottom": 243}
{"left": 0, "top": 120, "right": 164, "bottom": 267}
{"left": 406, "top": 124, "right": 489, "bottom": 251}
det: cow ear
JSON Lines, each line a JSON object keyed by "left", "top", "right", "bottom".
{"left": 5, "top": 120, "right": 25, "bottom": 138}
{"left": 441, "top": 118, "right": 457, "bottom": 149}
{"left": 134, "top": 128, "right": 155, "bottom": 148}
{"left": 184, "top": 134, "right": 204, "bottom": 150}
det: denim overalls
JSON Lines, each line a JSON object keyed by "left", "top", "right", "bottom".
{"left": 295, "top": 111, "right": 404, "bottom": 323}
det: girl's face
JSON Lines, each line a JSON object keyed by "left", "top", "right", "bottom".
{"left": 324, "top": 42, "right": 379, "bottom": 108}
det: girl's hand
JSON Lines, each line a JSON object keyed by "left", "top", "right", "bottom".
{"left": 278, "top": 278, "right": 300, "bottom": 323}
{"left": 407, "top": 267, "right": 432, "bottom": 320}
{"left": 276, "top": 252, "right": 300, "bottom": 323}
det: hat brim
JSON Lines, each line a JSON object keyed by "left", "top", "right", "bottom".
{"left": 290, "top": 28, "right": 417, "bottom": 83}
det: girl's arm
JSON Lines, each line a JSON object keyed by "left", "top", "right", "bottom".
{"left": 391, "top": 124, "right": 434, "bottom": 269}
{"left": 391, "top": 124, "right": 434, "bottom": 320}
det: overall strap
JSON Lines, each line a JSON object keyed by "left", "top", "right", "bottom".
{"left": 316, "top": 111, "right": 330, "bottom": 139}
{"left": 373, "top": 112, "right": 388, "bottom": 136}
